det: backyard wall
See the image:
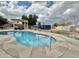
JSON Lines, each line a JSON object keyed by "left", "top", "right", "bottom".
{"left": 55, "top": 26, "right": 71, "bottom": 31}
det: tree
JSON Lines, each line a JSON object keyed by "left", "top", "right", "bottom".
{"left": 28, "top": 14, "right": 32, "bottom": 29}
{"left": 22, "top": 15, "right": 28, "bottom": 20}
{"left": 22, "top": 14, "right": 38, "bottom": 29}
{"left": 0, "top": 16, "right": 8, "bottom": 26}
{"left": 53, "top": 23, "right": 58, "bottom": 27}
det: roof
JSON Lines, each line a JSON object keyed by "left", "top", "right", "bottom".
{"left": 11, "top": 19, "right": 28, "bottom": 22}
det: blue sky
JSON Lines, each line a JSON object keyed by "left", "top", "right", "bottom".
{"left": 47, "top": 1, "right": 53, "bottom": 8}
{"left": 17, "top": 1, "right": 53, "bottom": 8}
{"left": 6, "top": 1, "right": 53, "bottom": 8}
{"left": 18, "top": 1, "right": 32, "bottom": 8}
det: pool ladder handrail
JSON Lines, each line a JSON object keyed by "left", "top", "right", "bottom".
{"left": 36, "top": 35, "right": 48, "bottom": 47}
{"left": 37, "top": 35, "right": 52, "bottom": 50}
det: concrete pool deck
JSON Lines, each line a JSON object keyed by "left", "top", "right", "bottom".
{"left": 0, "top": 29, "right": 79, "bottom": 58}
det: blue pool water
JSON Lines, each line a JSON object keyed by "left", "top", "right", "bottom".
{"left": 0, "top": 31, "right": 56, "bottom": 47}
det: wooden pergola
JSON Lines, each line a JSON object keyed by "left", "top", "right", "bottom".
{"left": 12, "top": 19, "right": 28, "bottom": 29}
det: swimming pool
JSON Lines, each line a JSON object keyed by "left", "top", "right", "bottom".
{"left": 0, "top": 31, "right": 56, "bottom": 47}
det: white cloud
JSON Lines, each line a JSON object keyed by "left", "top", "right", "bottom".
{"left": 32, "top": 1, "right": 47, "bottom": 6}
{"left": 0, "top": 1, "right": 28, "bottom": 20}
{"left": 0, "top": 12, "right": 5, "bottom": 17}
{"left": 8, "top": 1, "right": 18, "bottom": 8}
{"left": 48, "top": 1, "right": 79, "bottom": 25}
{"left": 0, "top": 1, "right": 8, "bottom": 6}
{"left": 63, "top": 9, "right": 72, "bottom": 15}
{"left": 26, "top": 2, "right": 52, "bottom": 25}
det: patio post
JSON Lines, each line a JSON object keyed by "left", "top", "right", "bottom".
{"left": 24, "top": 22, "right": 26, "bottom": 29}
{"left": 13, "top": 23, "right": 15, "bottom": 29}
{"left": 27, "top": 21, "right": 28, "bottom": 29}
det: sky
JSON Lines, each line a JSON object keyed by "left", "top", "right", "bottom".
{"left": 0, "top": 1, "right": 55, "bottom": 25}
{"left": 5, "top": 1, "right": 53, "bottom": 8}
{"left": 13, "top": 1, "right": 32, "bottom": 8}
{"left": 0, "top": 1, "right": 53, "bottom": 20}
{"left": 0, "top": 1, "right": 79, "bottom": 25}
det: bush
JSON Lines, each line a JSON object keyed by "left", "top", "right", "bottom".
{"left": 53, "top": 23, "right": 58, "bottom": 27}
